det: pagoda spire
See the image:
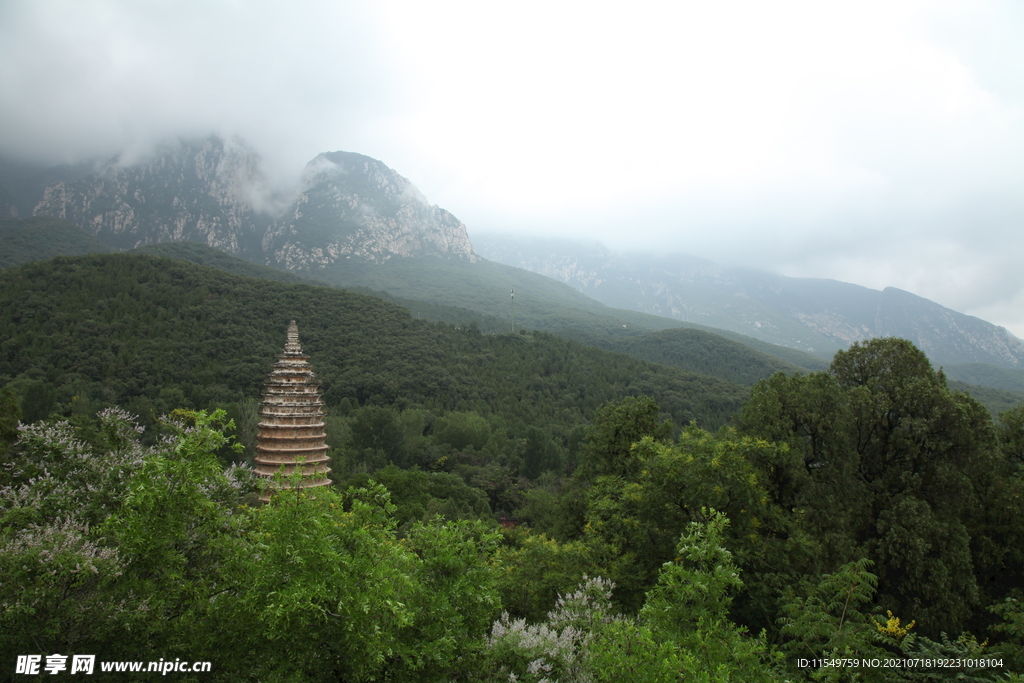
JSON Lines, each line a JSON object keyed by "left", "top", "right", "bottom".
{"left": 253, "top": 320, "right": 331, "bottom": 502}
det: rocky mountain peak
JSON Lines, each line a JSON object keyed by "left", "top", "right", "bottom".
{"left": 305, "top": 151, "right": 426, "bottom": 204}
{"left": 27, "top": 135, "right": 477, "bottom": 266}
{"left": 265, "top": 149, "right": 477, "bottom": 268}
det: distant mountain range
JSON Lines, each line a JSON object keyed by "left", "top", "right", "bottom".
{"left": 474, "top": 235, "right": 1024, "bottom": 369}
{"left": 3, "top": 134, "right": 1023, "bottom": 381}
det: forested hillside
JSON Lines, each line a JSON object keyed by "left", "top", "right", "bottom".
{"left": 7, "top": 219, "right": 1023, "bottom": 405}
{"left": 558, "top": 327, "right": 812, "bottom": 385}
{"left": 0, "top": 252, "right": 747, "bottom": 462}
{"left": 134, "top": 241, "right": 314, "bottom": 284}
{"left": 0, "top": 215, "right": 111, "bottom": 267}
{"left": 134, "top": 240, "right": 515, "bottom": 332}
{"left": 297, "top": 252, "right": 702, "bottom": 338}
{"left": 947, "top": 363, "right": 1024, "bottom": 394}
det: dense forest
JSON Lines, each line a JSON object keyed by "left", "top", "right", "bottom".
{"left": 0, "top": 215, "right": 112, "bottom": 268}
{"left": 2, "top": 253, "right": 1024, "bottom": 681}
{"left": 0, "top": 253, "right": 747, "bottom": 460}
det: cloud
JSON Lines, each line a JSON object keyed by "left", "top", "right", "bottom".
{"left": 1, "top": 0, "right": 1022, "bottom": 336}
{"left": 0, "top": 0, "right": 400, "bottom": 184}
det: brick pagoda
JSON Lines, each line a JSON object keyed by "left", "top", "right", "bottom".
{"left": 254, "top": 320, "right": 331, "bottom": 501}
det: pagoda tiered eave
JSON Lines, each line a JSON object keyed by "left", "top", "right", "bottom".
{"left": 253, "top": 320, "right": 332, "bottom": 502}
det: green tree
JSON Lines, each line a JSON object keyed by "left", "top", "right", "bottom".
{"left": 231, "top": 482, "right": 419, "bottom": 681}
{"left": 20, "top": 379, "right": 57, "bottom": 423}
{"left": 989, "top": 594, "right": 1024, "bottom": 671}
{"left": 392, "top": 519, "right": 503, "bottom": 681}
{"left": 577, "top": 396, "right": 671, "bottom": 479}
{"left": 638, "top": 509, "right": 779, "bottom": 681}
{"left": 778, "top": 558, "right": 889, "bottom": 682}
{"left": 99, "top": 409, "right": 249, "bottom": 655}
{"left": 1, "top": 408, "right": 505, "bottom": 680}
{"left": 521, "top": 425, "right": 563, "bottom": 479}
{"left": 494, "top": 528, "right": 598, "bottom": 622}
{"left": 0, "top": 385, "right": 21, "bottom": 484}
{"left": 582, "top": 429, "right": 804, "bottom": 616}
{"left": 432, "top": 410, "right": 492, "bottom": 452}
{"left": 997, "top": 404, "right": 1024, "bottom": 470}
{"left": 738, "top": 338, "right": 1002, "bottom": 635}
{"left": 349, "top": 405, "right": 407, "bottom": 467}
{"left": 349, "top": 464, "right": 492, "bottom": 528}
{"left": 0, "top": 385, "right": 19, "bottom": 442}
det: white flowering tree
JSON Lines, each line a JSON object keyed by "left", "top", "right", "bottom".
{"left": 0, "top": 407, "right": 505, "bottom": 682}
{"left": 1, "top": 409, "right": 145, "bottom": 655}
{"left": 485, "top": 510, "right": 785, "bottom": 683}
{"left": 487, "top": 575, "right": 620, "bottom": 682}
{"left": 0, "top": 408, "right": 251, "bottom": 658}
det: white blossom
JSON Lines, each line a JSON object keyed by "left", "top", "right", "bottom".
{"left": 487, "top": 576, "right": 619, "bottom": 683}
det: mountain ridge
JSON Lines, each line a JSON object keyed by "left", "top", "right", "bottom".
{"left": 4, "top": 135, "right": 1022, "bottom": 373}
{"left": 473, "top": 233, "right": 1024, "bottom": 369}
{"left": 3, "top": 222, "right": 1021, "bottom": 409}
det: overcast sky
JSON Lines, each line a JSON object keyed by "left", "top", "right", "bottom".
{"left": 2, "top": 0, "right": 1022, "bottom": 335}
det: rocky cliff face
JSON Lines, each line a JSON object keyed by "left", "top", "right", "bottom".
{"left": 871, "top": 287, "right": 1024, "bottom": 368}
{"left": 31, "top": 136, "right": 477, "bottom": 266}
{"left": 34, "top": 137, "right": 270, "bottom": 257}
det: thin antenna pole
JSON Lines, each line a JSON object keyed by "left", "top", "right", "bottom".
{"left": 510, "top": 288, "right": 515, "bottom": 333}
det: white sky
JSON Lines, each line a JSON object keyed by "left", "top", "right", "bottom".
{"left": 1, "top": 0, "right": 1022, "bottom": 335}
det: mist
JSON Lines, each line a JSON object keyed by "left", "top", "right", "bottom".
{"left": 2, "top": 0, "right": 1022, "bottom": 336}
